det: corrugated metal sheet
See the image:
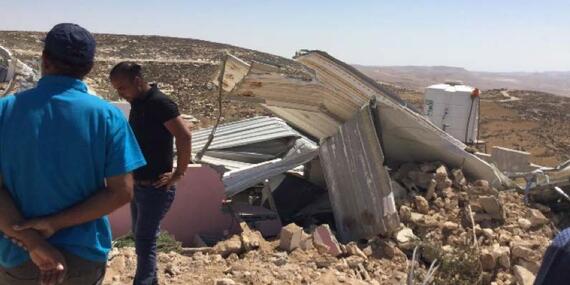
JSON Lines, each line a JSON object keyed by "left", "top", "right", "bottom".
{"left": 223, "top": 140, "right": 318, "bottom": 196}
{"left": 320, "top": 103, "right": 399, "bottom": 242}
{"left": 192, "top": 116, "right": 304, "bottom": 152}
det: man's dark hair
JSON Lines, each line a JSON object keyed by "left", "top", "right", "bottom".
{"left": 109, "top": 61, "right": 143, "bottom": 81}
{"left": 43, "top": 49, "right": 93, "bottom": 79}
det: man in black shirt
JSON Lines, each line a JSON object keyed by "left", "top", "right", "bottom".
{"left": 109, "top": 62, "right": 192, "bottom": 285}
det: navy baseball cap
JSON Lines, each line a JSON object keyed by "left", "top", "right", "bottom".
{"left": 44, "top": 23, "right": 96, "bottom": 65}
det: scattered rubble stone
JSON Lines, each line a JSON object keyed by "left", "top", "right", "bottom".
{"left": 518, "top": 218, "right": 532, "bottom": 230}
{"left": 313, "top": 224, "right": 342, "bottom": 256}
{"left": 528, "top": 209, "right": 549, "bottom": 227}
{"left": 479, "top": 195, "right": 506, "bottom": 221}
{"left": 414, "top": 195, "right": 430, "bottom": 214}
{"left": 279, "top": 223, "right": 303, "bottom": 252}
{"left": 513, "top": 265, "right": 536, "bottom": 285}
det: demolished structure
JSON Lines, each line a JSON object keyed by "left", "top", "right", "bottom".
{"left": 209, "top": 50, "right": 510, "bottom": 242}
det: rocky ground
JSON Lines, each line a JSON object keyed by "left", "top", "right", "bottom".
{"left": 105, "top": 162, "right": 555, "bottom": 285}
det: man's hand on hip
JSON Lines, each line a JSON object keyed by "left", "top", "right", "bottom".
{"left": 153, "top": 171, "right": 183, "bottom": 189}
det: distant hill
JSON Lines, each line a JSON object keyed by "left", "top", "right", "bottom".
{"left": 354, "top": 65, "right": 570, "bottom": 97}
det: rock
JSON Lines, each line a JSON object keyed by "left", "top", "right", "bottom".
{"left": 215, "top": 278, "right": 236, "bottom": 285}
{"left": 279, "top": 223, "right": 304, "bottom": 251}
{"left": 480, "top": 248, "right": 497, "bottom": 271}
{"left": 345, "top": 256, "right": 365, "bottom": 269}
{"left": 437, "top": 178, "right": 453, "bottom": 191}
{"left": 346, "top": 242, "right": 368, "bottom": 259}
{"left": 517, "top": 259, "right": 541, "bottom": 275}
{"left": 213, "top": 235, "right": 242, "bottom": 257}
{"left": 492, "top": 244, "right": 511, "bottom": 269}
{"left": 376, "top": 239, "right": 397, "bottom": 259}
{"left": 315, "top": 255, "right": 337, "bottom": 268}
{"left": 451, "top": 169, "right": 467, "bottom": 186}
{"left": 409, "top": 212, "right": 425, "bottom": 224}
{"left": 528, "top": 209, "right": 549, "bottom": 227}
{"left": 270, "top": 252, "right": 288, "bottom": 266}
{"left": 442, "top": 221, "right": 459, "bottom": 231}
{"left": 399, "top": 205, "right": 412, "bottom": 222}
{"left": 512, "top": 245, "right": 535, "bottom": 261}
{"left": 425, "top": 179, "right": 437, "bottom": 200}
{"left": 513, "top": 265, "right": 536, "bottom": 285}
{"left": 482, "top": 228, "right": 495, "bottom": 239}
{"left": 393, "top": 227, "right": 418, "bottom": 250}
{"left": 300, "top": 231, "right": 314, "bottom": 251}
{"left": 435, "top": 165, "right": 448, "bottom": 181}
{"left": 408, "top": 170, "right": 435, "bottom": 189}
{"left": 313, "top": 224, "right": 342, "bottom": 256}
{"left": 420, "top": 162, "right": 439, "bottom": 173}
{"left": 239, "top": 222, "right": 264, "bottom": 251}
{"left": 414, "top": 195, "right": 430, "bottom": 214}
{"left": 479, "top": 196, "right": 505, "bottom": 220}
{"left": 518, "top": 218, "right": 532, "bottom": 230}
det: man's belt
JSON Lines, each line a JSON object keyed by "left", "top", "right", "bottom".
{"left": 135, "top": 180, "right": 156, "bottom": 187}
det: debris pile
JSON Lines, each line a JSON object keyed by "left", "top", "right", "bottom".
{"left": 104, "top": 162, "right": 556, "bottom": 285}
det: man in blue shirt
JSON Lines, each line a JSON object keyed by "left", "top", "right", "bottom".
{"left": 0, "top": 23, "right": 146, "bottom": 285}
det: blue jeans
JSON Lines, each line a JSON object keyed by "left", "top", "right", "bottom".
{"left": 130, "top": 185, "right": 175, "bottom": 285}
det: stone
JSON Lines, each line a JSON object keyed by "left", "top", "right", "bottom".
{"left": 393, "top": 227, "right": 418, "bottom": 250}
{"left": 517, "top": 259, "right": 541, "bottom": 275}
{"left": 313, "top": 224, "right": 342, "bottom": 256}
{"left": 435, "top": 165, "right": 448, "bottom": 181}
{"left": 408, "top": 170, "right": 435, "bottom": 188}
{"left": 518, "top": 218, "right": 532, "bottom": 230}
{"left": 482, "top": 228, "right": 495, "bottom": 239}
{"left": 414, "top": 195, "right": 430, "bottom": 214}
{"left": 513, "top": 265, "right": 536, "bottom": 285}
{"left": 425, "top": 179, "right": 437, "bottom": 200}
{"left": 376, "top": 239, "right": 396, "bottom": 259}
{"left": 279, "top": 223, "right": 304, "bottom": 251}
{"left": 215, "top": 278, "right": 236, "bottom": 285}
{"left": 492, "top": 244, "right": 511, "bottom": 269}
{"left": 437, "top": 178, "right": 453, "bottom": 191}
{"left": 270, "top": 252, "right": 288, "bottom": 266}
{"left": 239, "top": 222, "right": 264, "bottom": 251}
{"left": 528, "top": 209, "right": 549, "bottom": 227}
{"left": 442, "top": 221, "right": 459, "bottom": 231}
{"left": 300, "top": 231, "right": 314, "bottom": 251}
{"left": 346, "top": 242, "right": 367, "bottom": 259}
{"left": 410, "top": 212, "right": 425, "bottom": 224}
{"left": 213, "top": 235, "right": 242, "bottom": 257}
{"left": 480, "top": 248, "right": 497, "bottom": 271}
{"left": 451, "top": 169, "right": 467, "bottom": 186}
{"left": 345, "top": 256, "right": 365, "bottom": 269}
{"left": 399, "top": 205, "right": 412, "bottom": 222}
{"left": 479, "top": 196, "right": 505, "bottom": 220}
{"left": 512, "top": 245, "right": 535, "bottom": 261}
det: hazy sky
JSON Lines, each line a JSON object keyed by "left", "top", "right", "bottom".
{"left": 1, "top": 0, "right": 569, "bottom": 72}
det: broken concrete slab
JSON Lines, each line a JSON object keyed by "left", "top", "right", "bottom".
{"left": 491, "top": 146, "right": 533, "bottom": 174}
{"left": 313, "top": 224, "right": 342, "bottom": 257}
{"left": 279, "top": 223, "right": 303, "bottom": 252}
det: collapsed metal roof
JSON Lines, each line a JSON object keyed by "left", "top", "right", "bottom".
{"left": 216, "top": 50, "right": 510, "bottom": 188}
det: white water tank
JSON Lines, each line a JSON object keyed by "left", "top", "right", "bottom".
{"left": 424, "top": 82, "right": 480, "bottom": 143}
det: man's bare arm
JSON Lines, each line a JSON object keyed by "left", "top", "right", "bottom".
{"left": 15, "top": 173, "right": 134, "bottom": 237}
{"left": 0, "top": 175, "right": 68, "bottom": 284}
{"left": 0, "top": 175, "right": 45, "bottom": 251}
{"left": 154, "top": 116, "right": 192, "bottom": 187}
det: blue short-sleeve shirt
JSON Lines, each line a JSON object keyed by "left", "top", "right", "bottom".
{"left": 0, "top": 75, "right": 146, "bottom": 268}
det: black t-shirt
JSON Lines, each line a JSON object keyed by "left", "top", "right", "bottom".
{"left": 129, "top": 84, "right": 180, "bottom": 181}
